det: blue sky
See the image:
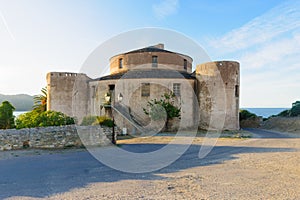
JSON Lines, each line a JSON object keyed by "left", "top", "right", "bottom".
{"left": 0, "top": 0, "right": 299, "bottom": 107}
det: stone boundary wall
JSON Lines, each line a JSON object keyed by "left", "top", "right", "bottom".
{"left": 0, "top": 125, "right": 121, "bottom": 151}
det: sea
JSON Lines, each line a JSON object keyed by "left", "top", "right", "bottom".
{"left": 13, "top": 111, "right": 28, "bottom": 117}
{"left": 241, "top": 108, "right": 288, "bottom": 118}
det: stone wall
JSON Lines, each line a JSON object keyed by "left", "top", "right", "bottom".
{"left": 0, "top": 125, "right": 120, "bottom": 151}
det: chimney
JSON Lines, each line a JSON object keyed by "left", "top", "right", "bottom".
{"left": 152, "top": 43, "right": 164, "bottom": 49}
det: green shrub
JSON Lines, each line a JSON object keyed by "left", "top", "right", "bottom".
{"left": 0, "top": 101, "right": 15, "bottom": 129}
{"left": 95, "top": 116, "right": 114, "bottom": 127}
{"left": 277, "top": 109, "right": 290, "bottom": 117}
{"left": 80, "top": 116, "right": 98, "bottom": 126}
{"left": 239, "top": 110, "right": 257, "bottom": 121}
{"left": 271, "top": 101, "right": 300, "bottom": 118}
{"left": 81, "top": 115, "right": 114, "bottom": 127}
{"left": 16, "top": 110, "right": 75, "bottom": 129}
{"left": 290, "top": 101, "right": 300, "bottom": 117}
{"left": 143, "top": 92, "right": 181, "bottom": 121}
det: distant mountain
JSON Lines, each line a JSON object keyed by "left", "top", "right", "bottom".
{"left": 0, "top": 94, "right": 34, "bottom": 111}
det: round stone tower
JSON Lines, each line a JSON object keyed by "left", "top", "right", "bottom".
{"left": 196, "top": 61, "right": 240, "bottom": 130}
{"left": 109, "top": 44, "right": 193, "bottom": 74}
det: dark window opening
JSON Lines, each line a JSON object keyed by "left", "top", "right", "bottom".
{"left": 235, "top": 85, "right": 239, "bottom": 97}
{"left": 184, "top": 59, "right": 187, "bottom": 70}
{"left": 109, "top": 84, "right": 115, "bottom": 91}
{"left": 141, "top": 83, "right": 150, "bottom": 97}
{"left": 152, "top": 56, "right": 158, "bottom": 67}
{"left": 119, "top": 58, "right": 123, "bottom": 69}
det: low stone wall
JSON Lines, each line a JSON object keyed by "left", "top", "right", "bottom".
{"left": 0, "top": 125, "right": 121, "bottom": 151}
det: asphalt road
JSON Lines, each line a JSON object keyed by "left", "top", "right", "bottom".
{"left": 0, "top": 129, "right": 295, "bottom": 199}
{"left": 243, "top": 128, "right": 292, "bottom": 138}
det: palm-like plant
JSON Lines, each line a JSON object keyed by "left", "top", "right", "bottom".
{"left": 33, "top": 87, "right": 47, "bottom": 112}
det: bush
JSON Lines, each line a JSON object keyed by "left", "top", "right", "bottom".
{"left": 80, "top": 115, "right": 114, "bottom": 127}
{"left": 80, "top": 116, "right": 98, "bottom": 126}
{"left": 239, "top": 110, "right": 257, "bottom": 121}
{"left": 143, "top": 92, "right": 181, "bottom": 121}
{"left": 290, "top": 101, "right": 300, "bottom": 117}
{"left": 95, "top": 116, "right": 114, "bottom": 127}
{"left": 0, "top": 101, "right": 15, "bottom": 129}
{"left": 271, "top": 101, "right": 300, "bottom": 118}
{"left": 16, "top": 110, "right": 75, "bottom": 129}
{"left": 277, "top": 109, "right": 290, "bottom": 117}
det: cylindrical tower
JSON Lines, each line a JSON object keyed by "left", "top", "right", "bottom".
{"left": 196, "top": 61, "right": 240, "bottom": 130}
{"left": 109, "top": 44, "right": 193, "bottom": 74}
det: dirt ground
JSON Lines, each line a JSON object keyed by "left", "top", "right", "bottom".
{"left": 3, "top": 130, "right": 299, "bottom": 200}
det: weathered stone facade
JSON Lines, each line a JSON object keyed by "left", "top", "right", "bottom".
{"left": 0, "top": 125, "right": 119, "bottom": 151}
{"left": 47, "top": 44, "right": 240, "bottom": 131}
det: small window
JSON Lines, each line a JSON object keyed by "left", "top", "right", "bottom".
{"left": 173, "top": 83, "right": 181, "bottom": 96}
{"left": 141, "top": 83, "right": 150, "bottom": 97}
{"left": 235, "top": 85, "right": 239, "bottom": 97}
{"left": 119, "top": 58, "right": 123, "bottom": 69}
{"left": 152, "top": 56, "right": 158, "bottom": 67}
{"left": 184, "top": 59, "right": 187, "bottom": 70}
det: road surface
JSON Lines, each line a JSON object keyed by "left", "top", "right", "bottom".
{"left": 0, "top": 129, "right": 299, "bottom": 199}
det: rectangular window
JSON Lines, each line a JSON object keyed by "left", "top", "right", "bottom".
{"left": 141, "top": 83, "right": 150, "bottom": 97}
{"left": 119, "top": 58, "right": 123, "bottom": 69}
{"left": 184, "top": 59, "right": 187, "bottom": 70}
{"left": 152, "top": 56, "right": 158, "bottom": 67}
{"left": 173, "top": 83, "right": 181, "bottom": 96}
{"left": 235, "top": 85, "right": 239, "bottom": 97}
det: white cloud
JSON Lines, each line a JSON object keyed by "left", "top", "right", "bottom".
{"left": 240, "top": 33, "right": 300, "bottom": 69}
{"left": 205, "top": 0, "right": 300, "bottom": 107}
{"left": 153, "top": 0, "right": 179, "bottom": 19}
{"left": 208, "top": 0, "right": 300, "bottom": 54}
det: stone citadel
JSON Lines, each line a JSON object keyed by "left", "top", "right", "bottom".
{"left": 47, "top": 44, "right": 240, "bottom": 132}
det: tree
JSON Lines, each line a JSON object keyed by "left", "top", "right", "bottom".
{"left": 143, "top": 92, "right": 181, "bottom": 129}
{"left": 33, "top": 87, "right": 47, "bottom": 112}
{"left": 16, "top": 110, "right": 75, "bottom": 129}
{"left": 290, "top": 101, "right": 300, "bottom": 117}
{"left": 0, "top": 101, "right": 15, "bottom": 129}
{"left": 239, "top": 109, "right": 257, "bottom": 121}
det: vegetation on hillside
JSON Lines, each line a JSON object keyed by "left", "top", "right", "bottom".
{"left": 0, "top": 88, "right": 76, "bottom": 129}
{"left": 239, "top": 109, "right": 261, "bottom": 128}
{"left": 273, "top": 101, "right": 300, "bottom": 117}
{"left": 239, "top": 109, "right": 258, "bottom": 121}
{"left": 0, "top": 94, "right": 33, "bottom": 111}
{"left": 0, "top": 101, "right": 15, "bottom": 129}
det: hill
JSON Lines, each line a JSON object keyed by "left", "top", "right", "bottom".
{"left": 0, "top": 94, "right": 34, "bottom": 111}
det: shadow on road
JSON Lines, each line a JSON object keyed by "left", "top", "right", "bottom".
{"left": 0, "top": 141, "right": 295, "bottom": 199}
